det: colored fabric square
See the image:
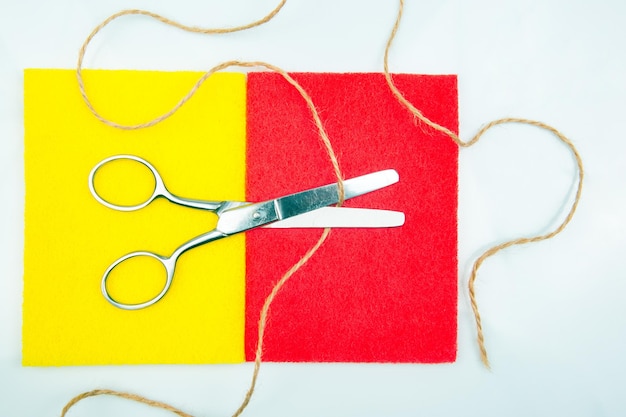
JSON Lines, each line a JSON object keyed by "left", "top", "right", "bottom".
{"left": 24, "top": 70, "right": 458, "bottom": 366}
{"left": 23, "top": 69, "right": 247, "bottom": 365}
{"left": 245, "top": 73, "right": 458, "bottom": 362}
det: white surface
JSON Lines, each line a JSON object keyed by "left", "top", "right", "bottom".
{"left": 1, "top": 0, "right": 625, "bottom": 416}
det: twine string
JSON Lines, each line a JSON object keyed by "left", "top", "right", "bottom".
{"left": 61, "top": 389, "right": 194, "bottom": 417}
{"left": 61, "top": 0, "right": 584, "bottom": 415}
{"left": 384, "top": 0, "right": 584, "bottom": 369}
{"left": 66, "top": 2, "right": 342, "bottom": 417}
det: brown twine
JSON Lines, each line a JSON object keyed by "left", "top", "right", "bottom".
{"left": 60, "top": 0, "right": 584, "bottom": 415}
{"left": 61, "top": 389, "right": 194, "bottom": 417}
{"left": 384, "top": 0, "right": 584, "bottom": 369}
{"left": 67, "top": 3, "right": 341, "bottom": 417}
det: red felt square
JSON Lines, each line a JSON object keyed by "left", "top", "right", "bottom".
{"left": 245, "top": 73, "right": 458, "bottom": 362}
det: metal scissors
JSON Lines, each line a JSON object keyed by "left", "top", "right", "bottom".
{"left": 89, "top": 154, "right": 404, "bottom": 310}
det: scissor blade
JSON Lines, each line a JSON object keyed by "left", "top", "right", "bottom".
{"left": 216, "top": 170, "right": 399, "bottom": 235}
{"left": 264, "top": 207, "right": 405, "bottom": 228}
{"left": 277, "top": 169, "right": 399, "bottom": 219}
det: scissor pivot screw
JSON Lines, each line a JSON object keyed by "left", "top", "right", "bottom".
{"left": 253, "top": 211, "right": 262, "bottom": 220}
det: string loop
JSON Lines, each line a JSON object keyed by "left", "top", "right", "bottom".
{"left": 62, "top": 1, "right": 585, "bottom": 416}
{"left": 69, "top": 2, "right": 342, "bottom": 417}
{"left": 385, "top": 0, "right": 584, "bottom": 369}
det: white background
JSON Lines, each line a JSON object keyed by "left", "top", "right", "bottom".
{"left": 1, "top": 0, "right": 625, "bottom": 416}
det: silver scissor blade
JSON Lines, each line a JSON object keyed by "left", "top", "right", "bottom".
{"left": 343, "top": 169, "right": 399, "bottom": 200}
{"left": 216, "top": 169, "right": 399, "bottom": 235}
{"left": 264, "top": 207, "right": 405, "bottom": 228}
{"left": 275, "top": 169, "right": 399, "bottom": 219}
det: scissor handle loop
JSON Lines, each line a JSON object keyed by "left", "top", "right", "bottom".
{"left": 101, "top": 251, "right": 176, "bottom": 310}
{"left": 89, "top": 154, "right": 166, "bottom": 212}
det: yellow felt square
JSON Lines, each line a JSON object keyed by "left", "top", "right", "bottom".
{"left": 23, "top": 69, "right": 246, "bottom": 365}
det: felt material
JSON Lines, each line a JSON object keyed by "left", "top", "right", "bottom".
{"left": 24, "top": 70, "right": 459, "bottom": 366}
{"left": 23, "top": 69, "right": 247, "bottom": 365}
{"left": 245, "top": 73, "right": 458, "bottom": 362}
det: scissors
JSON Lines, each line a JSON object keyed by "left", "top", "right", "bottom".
{"left": 89, "top": 154, "right": 404, "bottom": 310}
